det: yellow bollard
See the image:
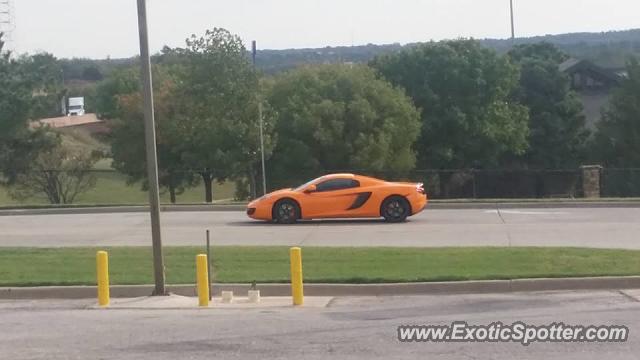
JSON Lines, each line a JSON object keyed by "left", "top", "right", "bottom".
{"left": 289, "top": 247, "right": 304, "bottom": 306}
{"left": 96, "top": 251, "right": 110, "bottom": 307}
{"left": 196, "top": 254, "right": 210, "bottom": 307}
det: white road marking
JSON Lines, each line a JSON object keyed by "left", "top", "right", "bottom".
{"left": 483, "top": 210, "right": 569, "bottom": 215}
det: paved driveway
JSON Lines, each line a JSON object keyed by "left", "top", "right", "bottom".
{"left": 1, "top": 290, "right": 638, "bottom": 359}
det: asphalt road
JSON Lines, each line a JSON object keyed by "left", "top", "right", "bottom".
{"left": 1, "top": 207, "right": 640, "bottom": 248}
{"left": 1, "top": 290, "right": 639, "bottom": 359}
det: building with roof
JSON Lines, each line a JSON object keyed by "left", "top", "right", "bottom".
{"left": 30, "top": 114, "right": 109, "bottom": 135}
{"left": 559, "top": 58, "right": 623, "bottom": 128}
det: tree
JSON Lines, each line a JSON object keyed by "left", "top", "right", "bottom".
{"left": 110, "top": 67, "right": 198, "bottom": 203}
{"left": 371, "top": 40, "right": 530, "bottom": 170}
{"left": 0, "top": 33, "right": 58, "bottom": 184}
{"left": 19, "top": 52, "right": 65, "bottom": 120}
{"left": 508, "top": 42, "right": 569, "bottom": 64}
{"left": 266, "top": 64, "right": 421, "bottom": 189}
{"left": 94, "top": 67, "right": 140, "bottom": 119}
{"left": 508, "top": 43, "right": 589, "bottom": 169}
{"left": 82, "top": 65, "right": 103, "bottom": 81}
{"left": 592, "top": 58, "right": 640, "bottom": 167}
{"left": 0, "top": 33, "right": 31, "bottom": 142}
{"left": 9, "top": 141, "right": 101, "bottom": 204}
{"left": 172, "top": 28, "right": 273, "bottom": 202}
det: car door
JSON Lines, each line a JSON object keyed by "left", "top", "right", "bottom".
{"left": 302, "top": 178, "right": 361, "bottom": 218}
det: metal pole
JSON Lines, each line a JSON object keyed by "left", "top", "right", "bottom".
{"left": 252, "top": 41, "right": 268, "bottom": 196}
{"left": 510, "top": 0, "right": 515, "bottom": 40}
{"left": 136, "top": 0, "right": 166, "bottom": 296}
{"left": 259, "top": 102, "right": 267, "bottom": 195}
{"left": 206, "top": 229, "right": 212, "bottom": 301}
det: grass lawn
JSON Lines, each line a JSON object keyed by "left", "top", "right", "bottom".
{"left": 1, "top": 247, "right": 639, "bottom": 287}
{"left": 0, "top": 171, "right": 237, "bottom": 206}
{"left": 0, "top": 128, "right": 237, "bottom": 206}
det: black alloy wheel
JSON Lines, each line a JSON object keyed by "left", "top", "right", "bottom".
{"left": 381, "top": 196, "right": 410, "bottom": 223}
{"left": 273, "top": 199, "right": 300, "bottom": 224}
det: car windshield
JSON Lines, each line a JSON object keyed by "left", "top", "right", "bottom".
{"left": 293, "top": 177, "right": 324, "bottom": 191}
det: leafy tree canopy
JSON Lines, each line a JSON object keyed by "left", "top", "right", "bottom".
{"left": 372, "top": 39, "right": 529, "bottom": 169}
{"left": 0, "top": 34, "right": 59, "bottom": 183}
{"left": 508, "top": 42, "right": 569, "bottom": 64}
{"left": 267, "top": 64, "right": 421, "bottom": 188}
{"left": 109, "top": 66, "right": 198, "bottom": 203}
{"left": 170, "top": 28, "right": 272, "bottom": 202}
{"left": 592, "top": 58, "right": 640, "bottom": 167}
{"left": 95, "top": 67, "right": 140, "bottom": 119}
{"left": 508, "top": 43, "right": 588, "bottom": 169}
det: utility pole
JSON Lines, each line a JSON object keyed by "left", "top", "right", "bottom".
{"left": 136, "top": 0, "right": 166, "bottom": 296}
{"left": 0, "top": 0, "right": 14, "bottom": 52}
{"left": 510, "top": 0, "right": 515, "bottom": 41}
{"left": 252, "top": 40, "right": 268, "bottom": 196}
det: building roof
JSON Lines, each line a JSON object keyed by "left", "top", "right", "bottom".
{"left": 558, "top": 58, "right": 622, "bottom": 85}
{"left": 30, "top": 114, "right": 102, "bottom": 129}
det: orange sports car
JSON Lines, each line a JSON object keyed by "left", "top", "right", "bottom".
{"left": 246, "top": 174, "right": 428, "bottom": 223}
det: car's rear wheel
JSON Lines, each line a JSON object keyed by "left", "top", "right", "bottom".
{"left": 381, "top": 196, "right": 410, "bottom": 223}
{"left": 273, "top": 199, "right": 300, "bottom": 224}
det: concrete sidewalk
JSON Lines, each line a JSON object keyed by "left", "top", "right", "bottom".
{"left": 3, "top": 290, "right": 638, "bottom": 360}
{"left": 3, "top": 276, "right": 640, "bottom": 300}
{"left": 97, "top": 294, "right": 332, "bottom": 310}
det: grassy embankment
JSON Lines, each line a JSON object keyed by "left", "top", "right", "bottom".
{"left": 1, "top": 247, "right": 639, "bottom": 287}
{"left": 0, "top": 127, "right": 236, "bottom": 206}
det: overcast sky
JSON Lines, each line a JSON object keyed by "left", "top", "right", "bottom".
{"left": 6, "top": 0, "right": 640, "bottom": 59}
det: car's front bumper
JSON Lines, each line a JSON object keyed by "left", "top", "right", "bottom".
{"left": 246, "top": 200, "right": 273, "bottom": 221}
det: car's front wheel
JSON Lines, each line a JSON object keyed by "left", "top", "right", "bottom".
{"left": 381, "top": 196, "right": 410, "bottom": 223}
{"left": 273, "top": 199, "right": 300, "bottom": 224}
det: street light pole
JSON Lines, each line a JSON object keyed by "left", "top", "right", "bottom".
{"left": 252, "top": 40, "right": 267, "bottom": 196}
{"left": 510, "top": 0, "right": 515, "bottom": 40}
{"left": 136, "top": 0, "right": 166, "bottom": 296}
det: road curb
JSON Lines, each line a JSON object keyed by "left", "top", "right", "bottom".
{"left": 1, "top": 201, "right": 640, "bottom": 216}
{"left": 2, "top": 276, "right": 640, "bottom": 300}
{"left": 429, "top": 201, "right": 640, "bottom": 210}
{"left": 0, "top": 204, "right": 247, "bottom": 216}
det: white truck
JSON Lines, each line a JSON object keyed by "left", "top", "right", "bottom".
{"left": 67, "top": 97, "right": 85, "bottom": 116}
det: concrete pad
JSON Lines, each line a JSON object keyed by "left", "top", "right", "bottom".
{"left": 3, "top": 290, "right": 640, "bottom": 360}
{"left": 95, "top": 294, "right": 333, "bottom": 310}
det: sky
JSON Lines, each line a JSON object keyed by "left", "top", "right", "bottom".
{"left": 5, "top": 0, "right": 640, "bottom": 59}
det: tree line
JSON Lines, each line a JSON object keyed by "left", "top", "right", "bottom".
{"left": 55, "top": 29, "right": 640, "bottom": 77}
{"left": 2, "top": 29, "right": 640, "bottom": 203}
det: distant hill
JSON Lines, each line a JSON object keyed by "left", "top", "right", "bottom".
{"left": 60, "top": 29, "right": 640, "bottom": 78}
{"left": 483, "top": 29, "right": 640, "bottom": 69}
{"left": 255, "top": 29, "right": 640, "bottom": 73}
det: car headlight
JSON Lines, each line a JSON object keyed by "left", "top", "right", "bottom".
{"left": 256, "top": 194, "right": 272, "bottom": 202}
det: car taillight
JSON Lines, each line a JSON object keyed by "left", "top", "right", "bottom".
{"left": 416, "top": 183, "right": 426, "bottom": 195}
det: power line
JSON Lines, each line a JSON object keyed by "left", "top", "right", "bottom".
{"left": 0, "top": 0, "right": 14, "bottom": 51}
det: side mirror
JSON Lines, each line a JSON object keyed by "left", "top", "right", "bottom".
{"left": 304, "top": 184, "right": 317, "bottom": 194}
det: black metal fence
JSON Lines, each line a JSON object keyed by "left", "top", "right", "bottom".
{"left": 3, "top": 167, "right": 640, "bottom": 205}
{"left": 601, "top": 168, "right": 640, "bottom": 198}
{"left": 330, "top": 169, "right": 584, "bottom": 199}
{"left": 351, "top": 168, "right": 640, "bottom": 199}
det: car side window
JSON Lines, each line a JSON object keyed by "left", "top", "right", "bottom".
{"left": 316, "top": 179, "right": 360, "bottom": 192}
